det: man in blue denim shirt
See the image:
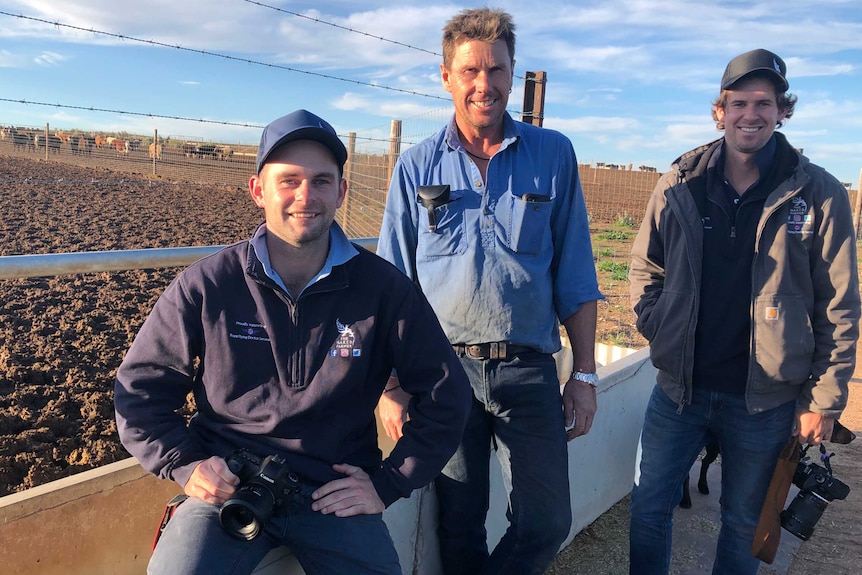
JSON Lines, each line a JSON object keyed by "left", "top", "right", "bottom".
{"left": 375, "top": 8, "right": 603, "bottom": 575}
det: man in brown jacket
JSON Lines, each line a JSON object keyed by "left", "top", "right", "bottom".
{"left": 628, "top": 49, "right": 859, "bottom": 574}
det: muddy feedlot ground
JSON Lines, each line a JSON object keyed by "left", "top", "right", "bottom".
{"left": 0, "top": 155, "right": 262, "bottom": 495}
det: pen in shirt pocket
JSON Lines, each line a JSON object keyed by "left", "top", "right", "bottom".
{"left": 522, "top": 193, "right": 551, "bottom": 202}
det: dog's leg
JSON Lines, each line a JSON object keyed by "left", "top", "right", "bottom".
{"left": 679, "top": 475, "right": 692, "bottom": 508}
{"left": 697, "top": 440, "right": 720, "bottom": 495}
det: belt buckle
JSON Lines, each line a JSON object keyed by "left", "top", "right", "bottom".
{"left": 466, "top": 345, "right": 485, "bottom": 359}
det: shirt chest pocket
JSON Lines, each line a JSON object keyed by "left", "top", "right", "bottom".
{"left": 507, "top": 194, "right": 552, "bottom": 254}
{"left": 417, "top": 192, "right": 466, "bottom": 259}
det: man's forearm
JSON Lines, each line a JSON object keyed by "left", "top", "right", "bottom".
{"left": 561, "top": 300, "right": 598, "bottom": 373}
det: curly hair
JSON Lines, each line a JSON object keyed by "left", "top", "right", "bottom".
{"left": 442, "top": 7, "right": 516, "bottom": 68}
{"left": 712, "top": 71, "right": 797, "bottom": 130}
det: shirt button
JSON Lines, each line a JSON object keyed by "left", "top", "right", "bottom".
{"left": 475, "top": 181, "right": 483, "bottom": 187}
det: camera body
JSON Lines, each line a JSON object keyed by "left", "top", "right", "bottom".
{"left": 780, "top": 456, "right": 850, "bottom": 541}
{"left": 218, "top": 449, "right": 301, "bottom": 540}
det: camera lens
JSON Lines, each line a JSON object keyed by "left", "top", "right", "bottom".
{"left": 219, "top": 484, "right": 276, "bottom": 541}
{"left": 780, "top": 490, "right": 828, "bottom": 541}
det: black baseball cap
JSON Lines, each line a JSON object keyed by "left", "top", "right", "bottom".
{"left": 256, "top": 109, "right": 347, "bottom": 174}
{"left": 721, "top": 49, "right": 788, "bottom": 92}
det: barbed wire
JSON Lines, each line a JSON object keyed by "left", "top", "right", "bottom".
{"left": 0, "top": 10, "right": 450, "bottom": 102}
{"left": 240, "top": 1, "right": 529, "bottom": 82}
{"left": 241, "top": 0, "right": 442, "bottom": 57}
{"left": 0, "top": 96, "right": 438, "bottom": 146}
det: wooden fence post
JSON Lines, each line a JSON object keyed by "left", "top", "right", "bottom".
{"left": 152, "top": 129, "right": 158, "bottom": 176}
{"left": 44, "top": 123, "right": 49, "bottom": 161}
{"left": 341, "top": 132, "right": 356, "bottom": 234}
{"left": 387, "top": 120, "right": 402, "bottom": 187}
{"left": 521, "top": 71, "right": 547, "bottom": 127}
{"left": 854, "top": 168, "right": 862, "bottom": 239}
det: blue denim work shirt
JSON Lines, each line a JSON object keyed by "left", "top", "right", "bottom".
{"left": 377, "top": 113, "right": 602, "bottom": 354}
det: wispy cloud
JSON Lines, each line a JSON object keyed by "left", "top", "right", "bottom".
{"left": 33, "top": 51, "right": 68, "bottom": 66}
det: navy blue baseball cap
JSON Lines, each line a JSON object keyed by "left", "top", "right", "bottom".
{"left": 256, "top": 109, "right": 347, "bottom": 173}
{"left": 721, "top": 49, "right": 788, "bottom": 92}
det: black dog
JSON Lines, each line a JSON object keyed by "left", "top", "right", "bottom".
{"left": 679, "top": 439, "right": 721, "bottom": 509}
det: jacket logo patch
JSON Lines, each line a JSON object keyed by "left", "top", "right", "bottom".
{"left": 332, "top": 319, "right": 360, "bottom": 357}
{"left": 765, "top": 307, "right": 779, "bottom": 321}
{"left": 229, "top": 321, "right": 270, "bottom": 342}
{"left": 787, "top": 197, "right": 813, "bottom": 236}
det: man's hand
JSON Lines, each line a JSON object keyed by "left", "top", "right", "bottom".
{"left": 377, "top": 377, "right": 411, "bottom": 441}
{"left": 183, "top": 456, "right": 240, "bottom": 505}
{"left": 311, "top": 464, "right": 385, "bottom": 517}
{"left": 794, "top": 409, "right": 835, "bottom": 446}
{"left": 562, "top": 378, "right": 597, "bottom": 441}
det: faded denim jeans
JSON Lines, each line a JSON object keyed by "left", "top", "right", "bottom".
{"left": 629, "top": 385, "right": 795, "bottom": 575}
{"left": 149, "top": 482, "right": 401, "bottom": 575}
{"left": 435, "top": 352, "right": 572, "bottom": 575}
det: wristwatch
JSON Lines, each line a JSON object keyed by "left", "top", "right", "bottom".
{"left": 572, "top": 371, "right": 599, "bottom": 388}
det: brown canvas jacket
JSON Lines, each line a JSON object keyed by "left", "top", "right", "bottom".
{"left": 629, "top": 134, "right": 859, "bottom": 416}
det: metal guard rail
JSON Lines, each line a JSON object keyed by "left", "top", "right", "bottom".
{"left": 0, "top": 238, "right": 378, "bottom": 280}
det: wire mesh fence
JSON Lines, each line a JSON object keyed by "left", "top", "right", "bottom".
{"left": 0, "top": 111, "right": 662, "bottom": 350}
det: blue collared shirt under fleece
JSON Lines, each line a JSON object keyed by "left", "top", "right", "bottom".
{"left": 377, "top": 113, "right": 602, "bottom": 354}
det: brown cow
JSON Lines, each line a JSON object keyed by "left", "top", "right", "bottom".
{"left": 112, "top": 139, "right": 128, "bottom": 155}
{"left": 148, "top": 142, "right": 163, "bottom": 160}
{"left": 182, "top": 142, "right": 198, "bottom": 158}
{"left": 94, "top": 135, "right": 107, "bottom": 148}
{"left": 77, "top": 135, "right": 94, "bottom": 155}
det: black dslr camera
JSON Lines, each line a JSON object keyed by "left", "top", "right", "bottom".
{"left": 780, "top": 443, "right": 850, "bottom": 541}
{"left": 219, "top": 449, "right": 301, "bottom": 540}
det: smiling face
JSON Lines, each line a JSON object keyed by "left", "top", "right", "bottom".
{"left": 248, "top": 140, "right": 346, "bottom": 250}
{"left": 440, "top": 39, "right": 514, "bottom": 139}
{"left": 714, "top": 76, "right": 787, "bottom": 157}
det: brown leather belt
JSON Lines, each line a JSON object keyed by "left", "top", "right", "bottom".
{"left": 452, "top": 342, "right": 536, "bottom": 360}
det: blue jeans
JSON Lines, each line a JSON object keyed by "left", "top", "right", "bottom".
{"left": 435, "top": 353, "right": 572, "bottom": 575}
{"left": 629, "top": 385, "right": 795, "bottom": 575}
{"left": 149, "top": 482, "right": 401, "bottom": 575}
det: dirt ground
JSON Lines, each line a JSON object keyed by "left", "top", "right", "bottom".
{"left": 0, "top": 155, "right": 261, "bottom": 495}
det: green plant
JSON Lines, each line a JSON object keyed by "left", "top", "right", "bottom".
{"left": 601, "top": 330, "right": 632, "bottom": 347}
{"left": 596, "top": 260, "right": 629, "bottom": 281}
{"left": 598, "top": 229, "right": 633, "bottom": 242}
{"left": 614, "top": 212, "right": 637, "bottom": 228}
{"left": 594, "top": 247, "right": 614, "bottom": 258}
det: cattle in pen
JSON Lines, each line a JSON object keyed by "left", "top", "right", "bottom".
{"left": 112, "top": 139, "right": 129, "bottom": 155}
{"left": 182, "top": 142, "right": 198, "bottom": 158}
{"left": 148, "top": 142, "right": 163, "bottom": 160}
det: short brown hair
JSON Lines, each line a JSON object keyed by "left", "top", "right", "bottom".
{"left": 712, "top": 71, "right": 797, "bottom": 130}
{"left": 442, "top": 7, "right": 516, "bottom": 68}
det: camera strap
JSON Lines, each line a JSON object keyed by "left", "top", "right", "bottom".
{"left": 751, "top": 436, "right": 800, "bottom": 563}
{"left": 152, "top": 493, "right": 189, "bottom": 553}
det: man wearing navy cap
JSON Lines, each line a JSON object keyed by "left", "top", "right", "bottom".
{"left": 628, "top": 50, "right": 859, "bottom": 573}
{"left": 115, "top": 109, "right": 470, "bottom": 574}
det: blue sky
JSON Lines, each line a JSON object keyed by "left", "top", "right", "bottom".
{"left": 1, "top": 0, "right": 861, "bottom": 186}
